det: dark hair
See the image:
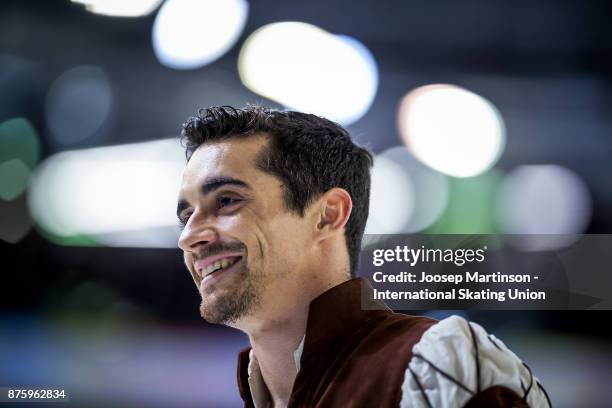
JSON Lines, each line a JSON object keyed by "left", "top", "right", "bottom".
{"left": 180, "top": 105, "right": 373, "bottom": 276}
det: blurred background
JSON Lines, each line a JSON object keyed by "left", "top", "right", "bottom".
{"left": 1, "top": 0, "right": 611, "bottom": 406}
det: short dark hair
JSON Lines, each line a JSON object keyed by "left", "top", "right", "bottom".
{"left": 180, "top": 105, "right": 373, "bottom": 276}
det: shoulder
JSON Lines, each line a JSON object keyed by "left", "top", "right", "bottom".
{"left": 400, "top": 315, "right": 551, "bottom": 408}
{"left": 360, "top": 312, "right": 437, "bottom": 357}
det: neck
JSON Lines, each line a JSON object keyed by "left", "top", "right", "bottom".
{"left": 248, "top": 310, "right": 307, "bottom": 407}
{"left": 236, "top": 266, "right": 350, "bottom": 406}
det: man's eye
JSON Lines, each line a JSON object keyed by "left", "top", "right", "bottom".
{"left": 217, "top": 196, "right": 241, "bottom": 209}
{"left": 178, "top": 213, "right": 191, "bottom": 228}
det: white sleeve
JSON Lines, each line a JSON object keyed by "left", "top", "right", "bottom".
{"left": 400, "top": 315, "right": 551, "bottom": 408}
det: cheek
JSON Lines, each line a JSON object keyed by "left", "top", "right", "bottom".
{"left": 215, "top": 214, "right": 246, "bottom": 232}
{"left": 266, "top": 216, "right": 312, "bottom": 261}
{"left": 220, "top": 205, "right": 269, "bottom": 238}
{"left": 216, "top": 213, "right": 266, "bottom": 262}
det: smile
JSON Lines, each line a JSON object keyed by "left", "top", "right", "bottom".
{"left": 195, "top": 254, "right": 243, "bottom": 279}
{"left": 203, "top": 256, "right": 241, "bottom": 276}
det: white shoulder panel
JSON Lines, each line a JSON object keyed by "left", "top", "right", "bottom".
{"left": 400, "top": 315, "right": 551, "bottom": 408}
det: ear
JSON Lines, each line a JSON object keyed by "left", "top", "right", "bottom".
{"left": 314, "top": 188, "right": 353, "bottom": 241}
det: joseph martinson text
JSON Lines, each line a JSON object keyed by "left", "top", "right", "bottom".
{"left": 372, "top": 271, "right": 547, "bottom": 302}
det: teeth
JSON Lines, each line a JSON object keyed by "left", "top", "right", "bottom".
{"left": 202, "top": 257, "right": 237, "bottom": 277}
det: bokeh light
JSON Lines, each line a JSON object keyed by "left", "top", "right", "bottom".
{"left": 0, "top": 117, "right": 40, "bottom": 169}
{"left": 72, "top": 0, "right": 163, "bottom": 17}
{"left": 45, "top": 66, "right": 113, "bottom": 147}
{"left": 379, "top": 146, "right": 449, "bottom": 232}
{"left": 428, "top": 169, "right": 503, "bottom": 234}
{"left": 0, "top": 159, "right": 30, "bottom": 201}
{"left": 238, "top": 22, "right": 378, "bottom": 125}
{"left": 398, "top": 84, "right": 505, "bottom": 177}
{"left": 364, "top": 155, "right": 415, "bottom": 234}
{"left": 497, "top": 165, "right": 592, "bottom": 251}
{"left": 152, "top": 0, "right": 249, "bottom": 70}
{"left": 0, "top": 117, "right": 40, "bottom": 200}
{"left": 28, "top": 139, "right": 184, "bottom": 244}
{"left": 0, "top": 117, "right": 40, "bottom": 243}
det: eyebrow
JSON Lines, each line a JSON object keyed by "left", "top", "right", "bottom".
{"left": 176, "top": 176, "right": 251, "bottom": 218}
{"left": 201, "top": 176, "right": 251, "bottom": 195}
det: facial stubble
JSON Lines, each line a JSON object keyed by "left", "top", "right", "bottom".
{"left": 199, "top": 261, "right": 263, "bottom": 325}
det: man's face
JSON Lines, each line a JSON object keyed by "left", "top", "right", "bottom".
{"left": 177, "top": 136, "right": 313, "bottom": 325}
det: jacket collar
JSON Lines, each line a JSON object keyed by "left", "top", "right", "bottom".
{"left": 301, "top": 277, "right": 390, "bottom": 356}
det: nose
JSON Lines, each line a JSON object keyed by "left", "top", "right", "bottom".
{"left": 178, "top": 213, "right": 219, "bottom": 253}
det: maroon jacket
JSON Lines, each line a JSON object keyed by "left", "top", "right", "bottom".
{"left": 236, "top": 278, "right": 529, "bottom": 407}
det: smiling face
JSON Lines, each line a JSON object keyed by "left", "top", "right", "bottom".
{"left": 177, "top": 135, "right": 315, "bottom": 326}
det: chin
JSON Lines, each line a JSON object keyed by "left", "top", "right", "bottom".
{"left": 199, "top": 282, "right": 259, "bottom": 325}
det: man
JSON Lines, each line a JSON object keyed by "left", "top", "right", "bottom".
{"left": 176, "top": 106, "right": 551, "bottom": 407}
